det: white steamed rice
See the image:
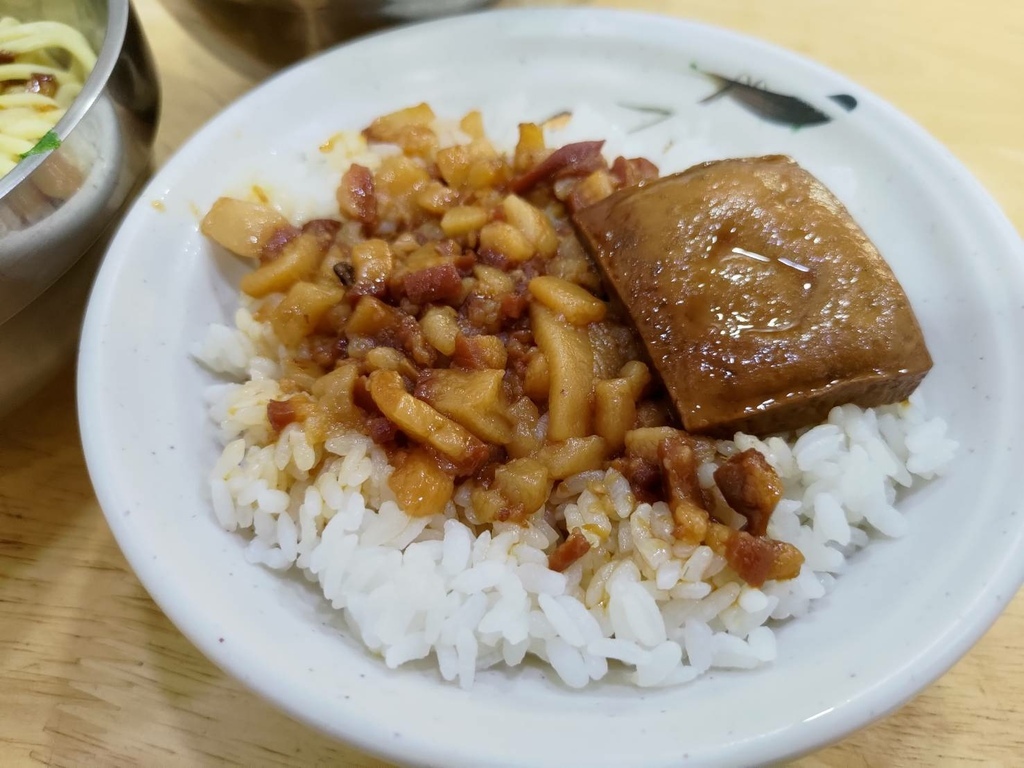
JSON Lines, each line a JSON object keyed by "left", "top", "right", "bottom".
{"left": 196, "top": 304, "right": 956, "bottom": 689}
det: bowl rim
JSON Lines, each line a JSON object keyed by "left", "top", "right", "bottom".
{"left": 0, "top": 0, "right": 129, "bottom": 201}
{"left": 78, "top": 8, "right": 1024, "bottom": 767}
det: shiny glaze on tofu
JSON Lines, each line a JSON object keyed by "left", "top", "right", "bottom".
{"left": 572, "top": 155, "right": 933, "bottom": 436}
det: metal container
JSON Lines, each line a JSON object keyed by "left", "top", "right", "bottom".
{"left": 0, "top": 0, "right": 159, "bottom": 415}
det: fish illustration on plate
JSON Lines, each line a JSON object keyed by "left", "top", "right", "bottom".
{"left": 697, "top": 69, "right": 857, "bottom": 128}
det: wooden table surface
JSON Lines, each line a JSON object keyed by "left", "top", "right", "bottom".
{"left": 2, "top": 0, "right": 1022, "bottom": 765}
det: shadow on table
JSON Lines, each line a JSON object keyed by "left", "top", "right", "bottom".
{"left": 0, "top": 365, "right": 93, "bottom": 559}
{"left": 156, "top": 0, "right": 496, "bottom": 73}
{"left": 0, "top": 365, "right": 107, "bottom": 675}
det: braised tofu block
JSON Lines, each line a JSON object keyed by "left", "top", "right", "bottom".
{"left": 572, "top": 156, "right": 933, "bottom": 436}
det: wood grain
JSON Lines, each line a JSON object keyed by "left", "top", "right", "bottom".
{"left": 1, "top": 0, "right": 1021, "bottom": 765}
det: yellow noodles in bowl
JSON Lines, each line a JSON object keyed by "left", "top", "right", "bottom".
{"left": 0, "top": 16, "right": 97, "bottom": 177}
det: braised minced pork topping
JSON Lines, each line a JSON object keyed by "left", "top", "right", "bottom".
{"left": 200, "top": 104, "right": 803, "bottom": 586}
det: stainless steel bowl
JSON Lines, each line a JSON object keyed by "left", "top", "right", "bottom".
{"left": 0, "top": 0, "right": 159, "bottom": 415}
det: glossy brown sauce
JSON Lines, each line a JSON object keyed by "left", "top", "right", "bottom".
{"left": 573, "top": 155, "right": 933, "bottom": 436}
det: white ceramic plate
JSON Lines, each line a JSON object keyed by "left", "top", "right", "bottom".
{"left": 78, "top": 9, "right": 1024, "bottom": 768}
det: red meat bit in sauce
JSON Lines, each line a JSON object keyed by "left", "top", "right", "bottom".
{"left": 510, "top": 140, "right": 606, "bottom": 194}
{"left": 659, "top": 434, "right": 712, "bottom": 545}
{"left": 308, "top": 335, "right": 342, "bottom": 369}
{"left": 450, "top": 334, "right": 501, "bottom": 370}
{"left": 401, "top": 262, "right": 463, "bottom": 304}
{"left": 365, "top": 415, "right": 398, "bottom": 445}
{"left": 498, "top": 286, "right": 530, "bottom": 322}
{"left": 302, "top": 218, "right": 342, "bottom": 246}
{"left": 260, "top": 225, "right": 301, "bottom": 263}
{"left": 395, "top": 316, "right": 436, "bottom": 367}
{"left": 610, "top": 156, "right": 660, "bottom": 188}
{"left": 453, "top": 249, "right": 477, "bottom": 274}
{"left": 267, "top": 399, "right": 298, "bottom": 431}
{"left": 658, "top": 434, "right": 705, "bottom": 511}
{"left": 713, "top": 449, "right": 783, "bottom": 537}
{"left": 337, "top": 163, "right": 377, "bottom": 228}
{"left": 724, "top": 530, "right": 776, "bottom": 588}
{"left": 705, "top": 523, "right": 804, "bottom": 588}
{"left": 548, "top": 528, "right": 591, "bottom": 572}
{"left": 443, "top": 439, "right": 492, "bottom": 479}
{"left": 611, "top": 455, "right": 663, "bottom": 504}
{"left": 476, "top": 248, "right": 510, "bottom": 270}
